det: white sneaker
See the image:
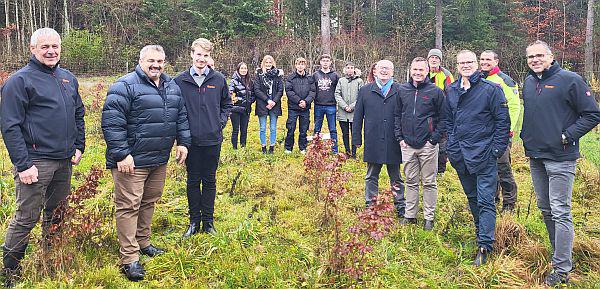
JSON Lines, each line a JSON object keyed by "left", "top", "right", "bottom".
{"left": 300, "top": 150, "right": 306, "bottom": 155}
{"left": 284, "top": 150, "right": 292, "bottom": 154}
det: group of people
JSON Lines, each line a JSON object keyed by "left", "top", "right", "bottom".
{"left": 0, "top": 27, "right": 599, "bottom": 288}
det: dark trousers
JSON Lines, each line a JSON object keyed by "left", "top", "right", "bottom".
{"left": 455, "top": 157, "right": 497, "bottom": 251}
{"left": 495, "top": 141, "right": 517, "bottom": 206}
{"left": 285, "top": 109, "right": 310, "bottom": 151}
{"left": 230, "top": 111, "right": 250, "bottom": 149}
{"left": 4, "top": 159, "right": 72, "bottom": 255}
{"left": 437, "top": 134, "right": 448, "bottom": 174}
{"left": 338, "top": 121, "right": 355, "bottom": 156}
{"left": 185, "top": 144, "right": 221, "bottom": 223}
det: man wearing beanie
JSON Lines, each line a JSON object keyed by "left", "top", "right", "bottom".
{"left": 427, "top": 48, "right": 454, "bottom": 176}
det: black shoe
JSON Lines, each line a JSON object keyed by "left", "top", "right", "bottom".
{"left": 182, "top": 222, "right": 201, "bottom": 238}
{"left": 544, "top": 271, "right": 569, "bottom": 287}
{"left": 121, "top": 261, "right": 145, "bottom": 282}
{"left": 140, "top": 245, "right": 165, "bottom": 257}
{"left": 400, "top": 218, "right": 417, "bottom": 225}
{"left": 268, "top": 145, "right": 274, "bottom": 154}
{"left": 501, "top": 203, "right": 515, "bottom": 214}
{"left": 473, "top": 247, "right": 489, "bottom": 266}
{"left": 261, "top": 146, "right": 267, "bottom": 154}
{"left": 423, "top": 219, "right": 434, "bottom": 231}
{"left": 202, "top": 222, "right": 217, "bottom": 235}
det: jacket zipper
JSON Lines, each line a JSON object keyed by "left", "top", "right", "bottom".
{"left": 52, "top": 72, "right": 69, "bottom": 153}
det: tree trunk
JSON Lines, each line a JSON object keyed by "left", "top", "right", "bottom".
{"left": 321, "top": 0, "right": 331, "bottom": 55}
{"left": 5, "top": 0, "right": 12, "bottom": 54}
{"left": 63, "top": 0, "right": 70, "bottom": 34}
{"left": 585, "top": 0, "right": 595, "bottom": 80}
{"left": 435, "top": 0, "right": 442, "bottom": 49}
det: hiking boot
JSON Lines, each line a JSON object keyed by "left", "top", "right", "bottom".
{"left": 544, "top": 271, "right": 569, "bottom": 287}
{"left": 400, "top": 218, "right": 417, "bottom": 225}
{"left": 423, "top": 219, "right": 434, "bottom": 231}
{"left": 140, "top": 245, "right": 165, "bottom": 257}
{"left": 501, "top": 203, "right": 515, "bottom": 214}
{"left": 182, "top": 222, "right": 200, "bottom": 238}
{"left": 261, "top": 146, "right": 267, "bottom": 154}
{"left": 121, "top": 261, "right": 145, "bottom": 282}
{"left": 268, "top": 145, "right": 275, "bottom": 154}
{"left": 2, "top": 246, "right": 25, "bottom": 288}
{"left": 473, "top": 247, "right": 489, "bottom": 266}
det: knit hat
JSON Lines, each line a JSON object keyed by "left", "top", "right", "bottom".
{"left": 427, "top": 49, "right": 443, "bottom": 61}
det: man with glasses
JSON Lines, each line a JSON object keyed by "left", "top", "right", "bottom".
{"left": 442, "top": 50, "right": 510, "bottom": 266}
{"left": 353, "top": 60, "right": 405, "bottom": 220}
{"left": 521, "top": 40, "right": 600, "bottom": 287}
{"left": 480, "top": 50, "right": 521, "bottom": 213}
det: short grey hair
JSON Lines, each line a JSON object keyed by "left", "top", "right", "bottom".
{"left": 139, "top": 45, "right": 166, "bottom": 61}
{"left": 526, "top": 40, "right": 552, "bottom": 55}
{"left": 456, "top": 49, "right": 477, "bottom": 60}
{"left": 481, "top": 50, "right": 499, "bottom": 60}
{"left": 30, "top": 28, "right": 61, "bottom": 46}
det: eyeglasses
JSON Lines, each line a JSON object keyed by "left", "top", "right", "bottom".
{"left": 457, "top": 60, "right": 476, "bottom": 66}
{"left": 526, "top": 54, "right": 546, "bottom": 60}
{"left": 378, "top": 67, "right": 393, "bottom": 71}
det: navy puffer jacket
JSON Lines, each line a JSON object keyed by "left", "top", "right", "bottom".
{"left": 102, "top": 66, "right": 191, "bottom": 169}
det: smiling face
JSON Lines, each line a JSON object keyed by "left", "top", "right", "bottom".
{"left": 238, "top": 64, "right": 248, "bottom": 76}
{"left": 191, "top": 47, "right": 211, "bottom": 71}
{"left": 456, "top": 52, "right": 478, "bottom": 78}
{"left": 139, "top": 49, "right": 165, "bottom": 82}
{"left": 410, "top": 60, "right": 429, "bottom": 83}
{"left": 479, "top": 52, "right": 499, "bottom": 72}
{"left": 526, "top": 44, "right": 554, "bottom": 74}
{"left": 376, "top": 60, "right": 394, "bottom": 82}
{"left": 30, "top": 33, "right": 61, "bottom": 67}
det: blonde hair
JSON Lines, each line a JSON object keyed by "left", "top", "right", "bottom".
{"left": 295, "top": 57, "right": 307, "bottom": 65}
{"left": 261, "top": 55, "right": 276, "bottom": 70}
{"left": 191, "top": 38, "right": 213, "bottom": 53}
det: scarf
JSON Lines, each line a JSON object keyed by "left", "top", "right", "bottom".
{"left": 376, "top": 78, "right": 393, "bottom": 96}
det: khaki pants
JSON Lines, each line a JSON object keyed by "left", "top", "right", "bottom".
{"left": 402, "top": 142, "right": 439, "bottom": 221}
{"left": 112, "top": 165, "right": 166, "bottom": 265}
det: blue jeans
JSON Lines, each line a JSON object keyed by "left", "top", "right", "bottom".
{"left": 456, "top": 157, "right": 498, "bottom": 251}
{"left": 530, "top": 158, "right": 576, "bottom": 274}
{"left": 258, "top": 111, "right": 278, "bottom": 146}
{"left": 313, "top": 105, "right": 338, "bottom": 153}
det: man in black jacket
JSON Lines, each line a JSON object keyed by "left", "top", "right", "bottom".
{"left": 174, "top": 38, "right": 232, "bottom": 238}
{"left": 313, "top": 54, "right": 340, "bottom": 153}
{"left": 394, "top": 57, "right": 445, "bottom": 230}
{"left": 102, "top": 45, "right": 190, "bottom": 281}
{"left": 521, "top": 40, "right": 600, "bottom": 287}
{"left": 0, "top": 28, "right": 85, "bottom": 287}
{"left": 285, "top": 57, "right": 315, "bottom": 153}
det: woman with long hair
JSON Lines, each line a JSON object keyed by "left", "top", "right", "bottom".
{"left": 253, "top": 55, "right": 284, "bottom": 154}
{"left": 367, "top": 63, "right": 377, "bottom": 83}
{"left": 228, "top": 62, "right": 252, "bottom": 149}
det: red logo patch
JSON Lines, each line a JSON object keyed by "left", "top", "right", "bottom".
{"left": 207, "top": 85, "right": 216, "bottom": 89}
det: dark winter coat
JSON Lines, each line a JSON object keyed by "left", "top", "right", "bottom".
{"left": 352, "top": 82, "right": 403, "bottom": 165}
{"left": 394, "top": 78, "right": 445, "bottom": 149}
{"left": 313, "top": 70, "right": 339, "bottom": 106}
{"left": 0, "top": 57, "right": 86, "bottom": 172}
{"left": 175, "top": 67, "right": 232, "bottom": 146}
{"left": 285, "top": 70, "right": 315, "bottom": 111}
{"left": 521, "top": 61, "right": 600, "bottom": 161}
{"left": 102, "top": 65, "right": 191, "bottom": 169}
{"left": 253, "top": 68, "right": 283, "bottom": 116}
{"left": 228, "top": 71, "right": 252, "bottom": 114}
{"left": 442, "top": 71, "right": 510, "bottom": 174}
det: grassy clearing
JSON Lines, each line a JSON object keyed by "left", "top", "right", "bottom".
{"left": 0, "top": 78, "right": 598, "bottom": 288}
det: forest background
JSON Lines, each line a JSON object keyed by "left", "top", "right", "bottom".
{"left": 0, "top": 0, "right": 600, "bottom": 288}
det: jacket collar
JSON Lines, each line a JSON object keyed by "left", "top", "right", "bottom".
{"left": 528, "top": 60, "right": 561, "bottom": 80}
{"left": 407, "top": 76, "right": 432, "bottom": 89}
{"left": 369, "top": 81, "right": 397, "bottom": 99}
{"left": 180, "top": 66, "right": 215, "bottom": 86}
{"left": 454, "top": 71, "right": 482, "bottom": 90}
{"left": 29, "top": 55, "right": 59, "bottom": 74}
{"left": 135, "top": 65, "right": 171, "bottom": 87}
{"left": 481, "top": 66, "right": 500, "bottom": 78}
